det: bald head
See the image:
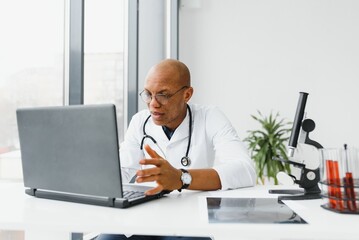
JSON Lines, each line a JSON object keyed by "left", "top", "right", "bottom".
{"left": 143, "top": 59, "right": 193, "bottom": 130}
{"left": 146, "top": 59, "right": 191, "bottom": 87}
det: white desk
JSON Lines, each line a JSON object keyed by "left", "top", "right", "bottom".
{"left": 0, "top": 181, "right": 358, "bottom": 240}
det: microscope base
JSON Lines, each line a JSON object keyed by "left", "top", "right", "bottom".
{"left": 268, "top": 189, "right": 304, "bottom": 195}
{"left": 278, "top": 192, "right": 321, "bottom": 201}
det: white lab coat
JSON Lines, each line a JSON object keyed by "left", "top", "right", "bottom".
{"left": 120, "top": 103, "right": 256, "bottom": 190}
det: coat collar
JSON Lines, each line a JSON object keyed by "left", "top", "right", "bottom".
{"left": 146, "top": 107, "right": 192, "bottom": 145}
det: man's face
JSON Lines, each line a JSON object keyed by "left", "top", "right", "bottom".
{"left": 143, "top": 67, "right": 191, "bottom": 130}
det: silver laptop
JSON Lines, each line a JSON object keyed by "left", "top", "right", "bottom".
{"left": 16, "top": 104, "right": 166, "bottom": 208}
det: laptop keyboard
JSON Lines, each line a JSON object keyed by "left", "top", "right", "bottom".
{"left": 123, "top": 190, "right": 146, "bottom": 200}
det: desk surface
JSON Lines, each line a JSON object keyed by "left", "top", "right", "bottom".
{"left": 0, "top": 181, "right": 358, "bottom": 240}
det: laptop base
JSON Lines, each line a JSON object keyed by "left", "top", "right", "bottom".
{"left": 26, "top": 188, "right": 164, "bottom": 208}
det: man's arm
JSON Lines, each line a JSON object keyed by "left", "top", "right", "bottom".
{"left": 136, "top": 144, "right": 221, "bottom": 195}
{"left": 206, "top": 107, "right": 256, "bottom": 190}
{"left": 187, "top": 168, "right": 221, "bottom": 191}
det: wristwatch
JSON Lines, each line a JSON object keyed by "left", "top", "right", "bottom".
{"left": 179, "top": 168, "right": 192, "bottom": 191}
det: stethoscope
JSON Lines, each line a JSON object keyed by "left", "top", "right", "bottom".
{"left": 140, "top": 105, "right": 192, "bottom": 167}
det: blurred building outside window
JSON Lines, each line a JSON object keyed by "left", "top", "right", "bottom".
{"left": 0, "top": 0, "right": 125, "bottom": 181}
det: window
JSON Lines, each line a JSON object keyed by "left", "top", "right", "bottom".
{"left": 0, "top": 0, "right": 127, "bottom": 180}
{"left": 0, "top": 0, "right": 65, "bottom": 180}
{"left": 84, "top": 0, "right": 125, "bottom": 141}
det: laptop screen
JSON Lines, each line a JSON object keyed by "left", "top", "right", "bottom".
{"left": 16, "top": 104, "right": 124, "bottom": 198}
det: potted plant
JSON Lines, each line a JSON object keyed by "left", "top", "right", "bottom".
{"left": 244, "top": 111, "right": 292, "bottom": 185}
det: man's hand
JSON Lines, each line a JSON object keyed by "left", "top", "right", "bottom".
{"left": 136, "top": 144, "right": 182, "bottom": 195}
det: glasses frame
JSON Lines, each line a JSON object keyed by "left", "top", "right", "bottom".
{"left": 139, "top": 86, "right": 189, "bottom": 105}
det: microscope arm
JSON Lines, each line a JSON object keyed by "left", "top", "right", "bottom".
{"left": 301, "top": 119, "right": 323, "bottom": 149}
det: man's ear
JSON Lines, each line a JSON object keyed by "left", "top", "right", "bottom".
{"left": 184, "top": 87, "right": 194, "bottom": 102}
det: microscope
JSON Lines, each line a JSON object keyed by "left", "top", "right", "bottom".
{"left": 270, "top": 92, "right": 323, "bottom": 201}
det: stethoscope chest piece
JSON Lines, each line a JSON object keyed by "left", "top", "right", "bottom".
{"left": 181, "top": 156, "right": 191, "bottom": 167}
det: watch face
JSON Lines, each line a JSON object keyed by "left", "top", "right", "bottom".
{"left": 182, "top": 173, "right": 192, "bottom": 185}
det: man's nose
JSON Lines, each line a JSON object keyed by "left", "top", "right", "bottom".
{"left": 149, "top": 96, "right": 161, "bottom": 107}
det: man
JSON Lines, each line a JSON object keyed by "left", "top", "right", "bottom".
{"left": 97, "top": 59, "right": 255, "bottom": 240}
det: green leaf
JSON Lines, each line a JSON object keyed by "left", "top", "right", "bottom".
{"left": 244, "top": 111, "right": 291, "bottom": 184}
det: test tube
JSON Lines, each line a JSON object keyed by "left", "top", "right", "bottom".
{"left": 324, "top": 148, "right": 344, "bottom": 211}
{"left": 331, "top": 160, "right": 344, "bottom": 211}
{"left": 325, "top": 160, "right": 336, "bottom": 209}
{"left": 344, "top": 145, "right": 357, "bottom": 212}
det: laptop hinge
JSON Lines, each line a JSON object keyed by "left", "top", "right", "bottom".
{"left": 107, "top": 198, "right": 115, "bottom": 207}
{"left": 25, "top": 188, "right": 37, "bottom": 196}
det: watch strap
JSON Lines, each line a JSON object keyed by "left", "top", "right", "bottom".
{"left": 178, "top": 168, "right": 190, "bottom": 192}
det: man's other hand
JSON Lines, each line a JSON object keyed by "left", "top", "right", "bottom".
{"left": 136, "top": 144, "right": 182, "bottom": 195}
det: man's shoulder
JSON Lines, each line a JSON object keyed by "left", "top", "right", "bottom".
{"left": 190, "top": 103, "right": 217, "bottom": 112}
{"left": 191, "top": 103, "right": 232, "bottom": 130}
{"left": 190, "top": 103, "right": 223, "bottom": 117}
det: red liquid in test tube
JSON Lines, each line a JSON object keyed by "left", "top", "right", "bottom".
{"left": 332, "top": 161, "right": 344, "bottom": 211}
{"left": 326, "top": 160, "right": 336, "bottom": 209}
{"left": 345, "top": 172, "right": 357, "bottom": 211}
{"left": 343, "top": 145, "right": 357, "bottom": 212}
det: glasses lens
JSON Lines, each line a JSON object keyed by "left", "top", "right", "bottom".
{"left": 140, "top": 90, "right": 151, "bottom": 103}
{"left": 155, "top": 94, "right": 168, "bottom": 105}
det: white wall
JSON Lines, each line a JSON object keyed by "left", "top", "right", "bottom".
{"left": 179, "top": 0, "right": 359, "bottom": 148}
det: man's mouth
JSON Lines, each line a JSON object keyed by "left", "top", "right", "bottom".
{"left": 151, "top": 111, "right": 165, "bottom": 119}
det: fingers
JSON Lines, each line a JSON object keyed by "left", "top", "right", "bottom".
{"left": 145, "top": 185, "right": 163, "bottom": 196}
{"left": 144, "top": 144, "right": 162, "bottom": 159}
{"left": 139, "top": 158, "right": 163, "bottom": 166}
{"left": 136, "top": 169, "right": 165, "bottom": 195}
{"left": 136, "top": 167, "right": 161, "bottom": 177}
{"left": 138, "top": 145, "right": 175, "bottom": 195}
{"left": 136, "top": 175, "right": 158, "bottom": 183}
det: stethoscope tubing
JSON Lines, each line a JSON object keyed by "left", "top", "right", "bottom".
{"left": 140, "top": 105, "right": 192, "bottom": 167}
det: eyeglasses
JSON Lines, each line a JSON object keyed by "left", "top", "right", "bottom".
{"left": 139, "top": 86, "right": 189, "bottom": 105}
